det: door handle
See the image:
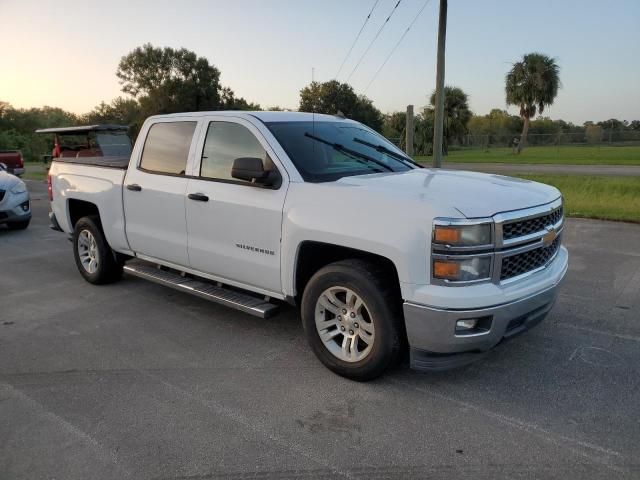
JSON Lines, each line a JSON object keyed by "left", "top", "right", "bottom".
{"left": 126, "top": 184, "right": 142, "bottom": 191}
{"left": 188, "top": 193, "right": 209, "bottom": 202}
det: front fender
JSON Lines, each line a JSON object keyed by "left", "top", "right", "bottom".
{"left": 280, "top": 182, "right": 452, "bottom": 298}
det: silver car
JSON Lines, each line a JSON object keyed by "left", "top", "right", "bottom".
{"left": 0, "top": 163, "right": 31, "bottom": 230}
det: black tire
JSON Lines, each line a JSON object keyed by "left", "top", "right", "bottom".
{"left": 301, "top": 259, "right": 402, "bottom": 381}
{"left": 7, "top": 219, "right": 30, "bottom": 230}
{"left": 72, "top": 215, "right": 123, "bottom": 285}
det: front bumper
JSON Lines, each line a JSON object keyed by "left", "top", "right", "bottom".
{"left": 0, "top": 191, "right": 31, "bottom": 224}
{"left": 404, "top": 249, "right": 567, "bottom": 371}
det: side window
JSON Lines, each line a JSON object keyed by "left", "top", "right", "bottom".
{"left": 200, "top": 121, "right": 267, "bottom": 182}
{"left": 139, "top": 121, "right": 197, "bottom": 175}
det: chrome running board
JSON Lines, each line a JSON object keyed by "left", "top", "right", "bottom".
{"left": 123, "top": 260, "right": 279, "bottom": 318}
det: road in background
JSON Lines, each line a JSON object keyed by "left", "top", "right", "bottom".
{"left": 423, "top": 162, "right": 640, "bottom": 176}
{"left": 1, "top": 180, "right": 639, "bottom": 479}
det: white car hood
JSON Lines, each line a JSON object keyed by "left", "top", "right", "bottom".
{"left": 333, "top": 168, "right": 561, "bottom": 218}
{"left": 0, "top": 171, "right": 22, "bottom": 191}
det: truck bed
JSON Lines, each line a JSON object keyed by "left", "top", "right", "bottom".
{"left": 53, "top": 155, "right": 130, "bottom": 169}
{"left": 48, "top": 160, "right": 130, "bottom": 253}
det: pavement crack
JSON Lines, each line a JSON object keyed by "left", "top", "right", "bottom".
{"left": 389, "top": 378, "right": 629, "bottom": 475}
{"left": 125, "top": 364, "right": 354, "bottom": 479}
{"left": 0, "top": 381, "right": 133, "bottom": 478}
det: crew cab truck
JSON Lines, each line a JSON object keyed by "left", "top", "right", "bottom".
{"left": 48, "top": 111, "right": 568, "bottom": 380}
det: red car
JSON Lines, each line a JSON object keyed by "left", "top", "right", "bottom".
{"left": 0, "top": 150, "right": 25, "bottom": 176}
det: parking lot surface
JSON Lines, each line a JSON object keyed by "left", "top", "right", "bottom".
{"left": 1, "top": 180, "right": 639, "bottom": 479}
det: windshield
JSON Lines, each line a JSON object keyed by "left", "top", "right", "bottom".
{"left": 265, "top": 121, "right": 415, "bottom": 182}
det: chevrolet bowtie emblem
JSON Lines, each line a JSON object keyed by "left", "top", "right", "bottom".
{"left": 542, "top": 225, "right": 557, "bottom": 247}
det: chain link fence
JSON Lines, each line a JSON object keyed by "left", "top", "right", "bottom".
{"left": 387, "top": 130, "right": 640, "bottom": 155}
{"left": 457, "top": 131, "right": 640, "bottom": 149}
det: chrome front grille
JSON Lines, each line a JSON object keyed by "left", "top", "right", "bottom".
{"left": 500, "top": 237, "right": 561, "bottom": 280}
{"left": 494, "top": 198, "right": 564, "bottom": 282}
{"left": 503, "top": 206, "right": 563, "bottom": 240}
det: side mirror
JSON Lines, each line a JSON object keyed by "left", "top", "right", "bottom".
{"left": 0, "top": 163, "right": 6, "bottom": 172}
{"left": 231, "top": 157, "right": 280, "bottom": 188}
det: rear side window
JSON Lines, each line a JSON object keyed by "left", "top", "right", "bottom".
{"left": 200, "top": 121, "right": 266, "bottom": 182}
{"left": 140, "top": 121, "right": 197, "bottom": 175}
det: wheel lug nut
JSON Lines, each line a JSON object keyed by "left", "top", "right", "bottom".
{"left": 342, "top": 309, "right": 347, "bottom": 314}
{"left": 341, "top": 326, "right": 346, "bottom": 331}
{"left": 349, "top": 330, "right": 354, "bottom": 335}
{"left": 350, "top": 312, "right": 355, "bottom": 318}
{"left": 354, "top": 323, "right": 359, "bottom": 328}
{"left": 337, "top": 315, "right": 341, "bottom": 320}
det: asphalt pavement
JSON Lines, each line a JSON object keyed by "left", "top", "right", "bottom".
{"left": 1, "top": 179, "right": 639, "bottom": 479}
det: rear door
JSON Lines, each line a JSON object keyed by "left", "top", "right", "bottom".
{"left": 185, "top": 116, "right": 288, "bottom": 294}
{"left": 123, "top": 120, "right": 198, "bottom": 267}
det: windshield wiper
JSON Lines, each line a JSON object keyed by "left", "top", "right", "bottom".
{"left": 304, "top": 132, "right": 393, "bottom": 172}
{"left": 352, "top": 137, "right": 422, "bottom": 168}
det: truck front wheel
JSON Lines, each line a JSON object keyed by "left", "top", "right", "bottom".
{"left": 72, "top": 216, "right": 123, "bottom": 285}
{"left": 301, "top": 259, "right": 402, "bottom": 381}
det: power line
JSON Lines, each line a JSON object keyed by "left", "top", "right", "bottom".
{"left": 345, "top": 0, "right": 403, "bottom": 84}
{"left": 364, "top": 0, "right": 432, "bottom": 93}
{"left": 335, "top": 0, "right": 380, "bottom": 80}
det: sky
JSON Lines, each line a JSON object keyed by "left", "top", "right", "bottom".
{"left": 1, "top": 0, "right": 639, "bottom": 124}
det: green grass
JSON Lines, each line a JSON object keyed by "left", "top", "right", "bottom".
{"left": 415, "top": 145, "right": 640, "bottom": 165}
{"left": 514, "top": 174, "right": 640, "bottom": 222}
{"left": 22, "top": 163, "right": 47, "bottom": 181}
{"left": 22, "top": 171, "right": 47, "bottom": 181}
{"left": 21, "top": 163, "right": 639, "bottom": 222}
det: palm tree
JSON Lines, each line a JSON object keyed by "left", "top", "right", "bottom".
{"left": 428, "top": 86, "right": 472, "bottom": 154}
{"left": 506, "top": 53, "right": 560, "bottom": 153}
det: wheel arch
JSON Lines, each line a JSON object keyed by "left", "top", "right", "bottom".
{"left": 67, "top": 198, "right": 100, "bottom": 228}
{"left": 293, "top": 241, "right": 402, "bottom": 303}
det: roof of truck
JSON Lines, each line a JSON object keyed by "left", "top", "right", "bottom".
{"left": 146, "top": 111, "right": 354, "bottom": 123}
{"left": 35, "top": 124, "right": 129, "bottom": 134}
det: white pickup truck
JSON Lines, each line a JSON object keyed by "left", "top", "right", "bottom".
{"left": 48, "top": 111, "right": 568, "bottom": 380}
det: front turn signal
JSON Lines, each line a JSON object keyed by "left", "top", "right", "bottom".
{"left": 433, "top": 226, "right": 462, "bottom": 244}
{"left": 433, "top": 260, "right": 461, "bottom": 280}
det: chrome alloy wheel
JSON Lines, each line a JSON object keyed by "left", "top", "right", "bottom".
{"left": 77, "top": 229, "right": 99, "bottom": 274}
{"left": 314, "top": 286, "right": 375, "bottom": 362}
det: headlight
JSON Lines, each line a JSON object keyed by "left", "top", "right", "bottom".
{"left": 10, "top": 182, "right": 27, "bottom": 194}
{"left": 433, "top": 256, "right": 492, "bottom": 282}
{"left": 433, "top": 223, "right": 491, "bottom": 247}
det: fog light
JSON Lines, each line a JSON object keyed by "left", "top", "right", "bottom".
{"left": 456, "top": 319, "right": 478, "bottom": 331}
{"left": 20, "top": 201, "right": 30, "bottom": 212}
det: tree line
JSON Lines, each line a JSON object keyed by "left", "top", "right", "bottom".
{"left": 1, "top": 45, "right": 638, "bottom": 161}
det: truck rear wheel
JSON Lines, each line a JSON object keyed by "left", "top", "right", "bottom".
{"left": 301, "top": 259, "right": 402, "bottom": 381}
{"left": 72, "top": 216, "right": 123, "bottom": 285}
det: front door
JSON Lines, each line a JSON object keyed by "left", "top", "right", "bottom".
{"left": 185, "top": 117, "right": 287, "bottom": 294}
{"left": 123, "top": 120, "right": 198, "bottom": 267}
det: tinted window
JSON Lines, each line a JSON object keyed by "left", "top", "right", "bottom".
{"left": 265, "top": 121, "right": 414, "bottom": 182}
{"left": 140, "top": 122, "right": 197, "bottom": 175}
{"left": 200, "top": 122, "right": 266, "bottom": 181}
{"left": 96, "top": 132, "right": 132, "bottom": 157}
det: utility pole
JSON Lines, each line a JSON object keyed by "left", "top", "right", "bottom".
{"left": 609, "top": 119, "right": 613, "bottom": 143}
{"left": 432, "top": 0, "right": 447, "bottom": 168}
{"left": 405, "top": 105, "right": 414, "bottom": 156}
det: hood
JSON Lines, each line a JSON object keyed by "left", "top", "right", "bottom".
{"left": 0, "top": 171, "right": 22, "bottom": 190}
{"left": 334, "top": 168, "right": 560, "bottom": 218}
